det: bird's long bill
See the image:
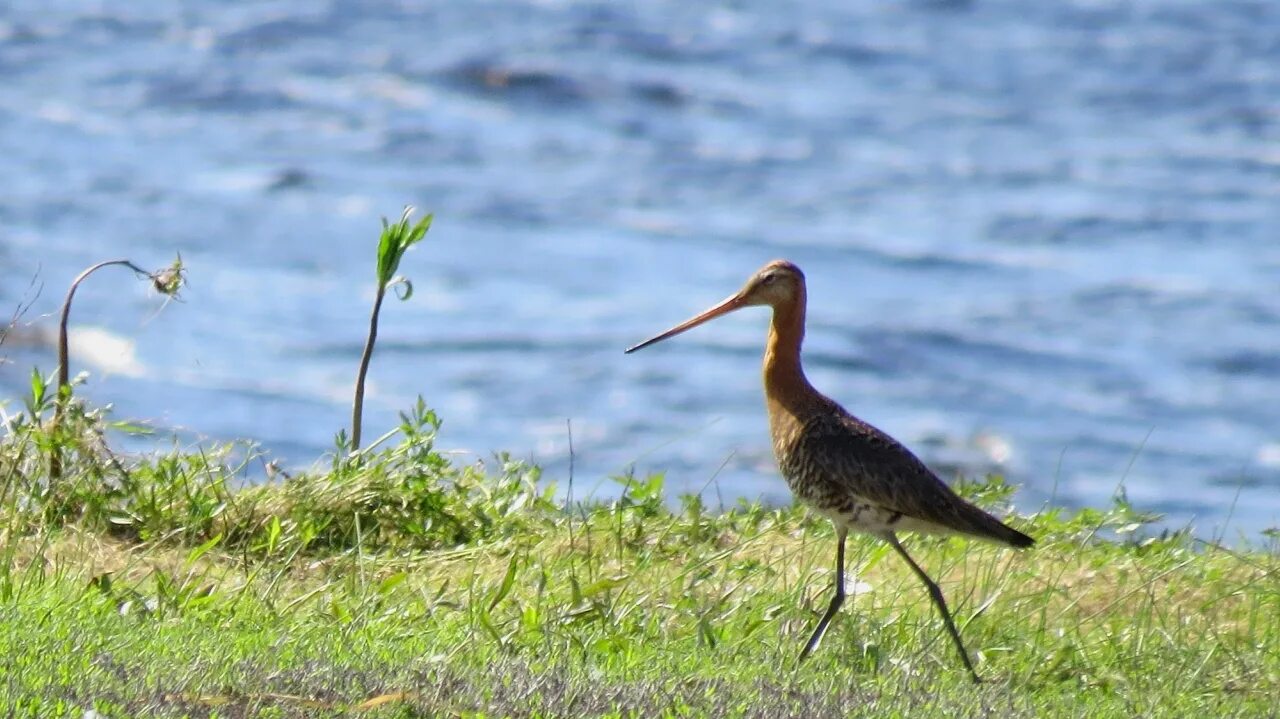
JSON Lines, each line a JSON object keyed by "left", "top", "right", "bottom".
{"left": 624, "top": 292, "right": 747, "bottom": 353}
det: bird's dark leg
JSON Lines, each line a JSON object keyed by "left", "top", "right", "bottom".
{"left": 884, "top": 532, "right": 981, "bottom": 684}
{"left": 799, "top": 526, "right": 848, "bottom": 662}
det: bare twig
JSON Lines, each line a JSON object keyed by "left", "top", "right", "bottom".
{"left": 56, "top": 260, "right": 150, "bottom": 394}
{"left": 0, "top": 272, "right": 43, "bottom": 355}
{"left": 49, "top": 257, "right": 185, "bottom": 479}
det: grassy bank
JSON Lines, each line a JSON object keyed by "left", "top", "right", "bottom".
{"left": 1, "top": 399, "right": 1277, "bottom": 718}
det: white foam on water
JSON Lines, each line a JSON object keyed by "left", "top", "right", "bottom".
{"left": 69, "top": 326, "right": 145, "bottom": 379}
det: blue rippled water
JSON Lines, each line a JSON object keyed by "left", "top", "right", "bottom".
{"left": 1, "top": 0, "right": 1278, "bottom": 537}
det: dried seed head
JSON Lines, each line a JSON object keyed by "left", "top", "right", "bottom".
{"left": 150, "top": 255, "right": 186, "bottom": 297}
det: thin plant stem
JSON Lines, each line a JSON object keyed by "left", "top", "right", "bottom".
{"left": 50, "top": 259, "right": 151, "bottom": 479}
{"left": 350, "top": 285, "right": 387, "bottom": 451}
{"left": 57, "top": 260, "right": 149, "bottom": 392}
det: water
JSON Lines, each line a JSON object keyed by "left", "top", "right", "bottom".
{"left": 1, "top": 0, "right": 1278, "bottom": 538}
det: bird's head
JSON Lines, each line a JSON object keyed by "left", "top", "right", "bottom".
{"left": 737, "top": 259, "right": 805, "bottom": 308}
{"left": 625, "top": 259, "right": 806, "bottom": 353}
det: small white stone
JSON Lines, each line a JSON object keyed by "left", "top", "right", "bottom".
{"left": 842, "top": 577, "right": 874, "bottom": 596}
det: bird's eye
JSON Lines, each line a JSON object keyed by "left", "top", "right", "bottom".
{"left": 761, "top": 273, "right": 777, "bottom": 285}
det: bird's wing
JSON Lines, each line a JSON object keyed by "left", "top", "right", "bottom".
{"left": 796, "top": 411, "right": 960, "bottom": 519}
{"left": 795, "top": 409, "right": 1025, "bottom": 544}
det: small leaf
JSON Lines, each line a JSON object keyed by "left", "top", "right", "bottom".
{"left": 487, "top": 554, "right": 519, "bottom": 612}
{"left": 580, "top": 574, "right": 629, "bottom": 599}
{"left": 430, "top": 579, "right": 451, "bottom": 607}
{"left": 378, "top": 572, "right": 408, "bottom": 596}
{"left": 29, "top": 367, "right": 46, "bottom": 406}
{"left": 266, "top": 516, "right": 283, "bottom": 554}
{"left": 331, "top": 599, "right": 353, "bottom": 623}
{"left": 185, "top": 533, "right": 223, "bottom": 567}
{"left": 376, "top": 227, "right": 397, "bottom": 285}
{"left": 106, "top": 419, "right": 155, "bottom": 435}
{"left": 478, "top": 610, "right": 503, "bottom": 645}
{"left": 568, "top": 574, "right": 583, "bottom": 605}
{"left": 697, "top": 615, "right": 718, "bottom": 649}
{"left": 406, "top": 213, "right": 433, "bottom": 245}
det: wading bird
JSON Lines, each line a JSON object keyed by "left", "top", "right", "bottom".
{"left": 625, "top": 260, "right": 1033, "bottom": 683}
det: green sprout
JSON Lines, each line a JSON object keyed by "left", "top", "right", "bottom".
{"left": 350, "top": 207, "right": 433, "bottom": 451}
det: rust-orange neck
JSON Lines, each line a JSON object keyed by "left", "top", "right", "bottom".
{"left": 763, "top": 290, "right": 813, "bottom": 405}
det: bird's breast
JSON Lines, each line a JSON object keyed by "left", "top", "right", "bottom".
{"left": 767, "top": 407, "right": 822, "bottom": 497}
{"left": 766, "top": 398, "right": 804, "bottom": 461}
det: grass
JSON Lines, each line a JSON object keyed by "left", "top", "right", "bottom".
{"left": 1, "top": 393, "right": 1277, "bottom": 718}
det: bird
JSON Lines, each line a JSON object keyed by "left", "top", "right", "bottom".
{"left": 625, "top": 259, "right": 1033, "bottom": 683}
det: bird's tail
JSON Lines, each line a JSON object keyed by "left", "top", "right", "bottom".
{"left": 992, "top": 520, "right": 1035, "bottom": 549}
{"left": 963, "top": 504, "right": 1035, "bottom": 548}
